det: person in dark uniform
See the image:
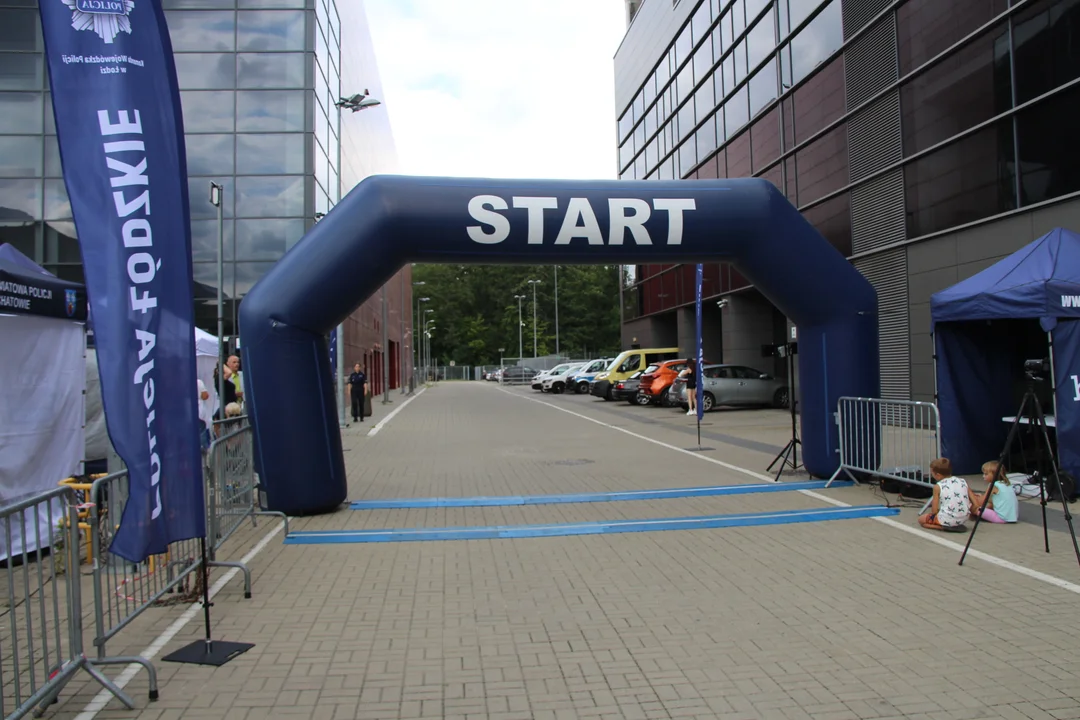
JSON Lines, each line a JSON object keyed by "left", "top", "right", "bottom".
{"left": 348, "top": 363, "right": 367, "bottom": 422}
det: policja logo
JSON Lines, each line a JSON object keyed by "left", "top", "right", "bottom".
{"left": 63, "top": 0, "right": 134, "bottom": 44}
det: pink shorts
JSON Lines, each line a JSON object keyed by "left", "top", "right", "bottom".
{"left": 976, "top": 507, "right": 1007, "bottom": 523}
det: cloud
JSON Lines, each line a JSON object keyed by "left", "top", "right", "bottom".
{"left": 364, "top": 0, "right": 627, "bottom": 180}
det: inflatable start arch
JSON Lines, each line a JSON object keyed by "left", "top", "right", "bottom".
{"left": 239, "top": 176, "right": 879, "bottom": 515}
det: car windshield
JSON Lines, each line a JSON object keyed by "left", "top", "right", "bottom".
{"left": 643, "top": 365, "right": 659, "bottom": 374}
{"left": 605, "top": 358, "right": 622, "bottom": 372}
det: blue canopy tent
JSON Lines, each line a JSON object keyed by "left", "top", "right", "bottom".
{"left": 931, "top": 227, "right": 1080, "bottom": 486}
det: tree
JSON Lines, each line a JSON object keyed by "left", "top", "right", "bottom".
{"left": 413, "top": 264, "right": 621, "bottom": 365}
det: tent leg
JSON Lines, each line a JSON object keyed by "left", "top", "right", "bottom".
{"left": 1048, "top": 331, "right": 1062, "bottom": 475}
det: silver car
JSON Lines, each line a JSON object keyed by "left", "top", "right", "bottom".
{"left": 671, "top": 364, "right": 789, "bottom": 411}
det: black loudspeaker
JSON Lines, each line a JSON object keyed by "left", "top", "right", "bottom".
{"left": 880, "top": 468, "right": 934, "bottom": 499}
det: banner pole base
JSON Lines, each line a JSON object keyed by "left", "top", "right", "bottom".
{"left": 163, "top": 537, "right": 254, "bottom": 667}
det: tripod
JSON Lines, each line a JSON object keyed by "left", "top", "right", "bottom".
{"left": 959, "top": 373, "right": 1080, "bottom": 569}
{"left": 768, "top": 342, "right": 802, "bottom": 481}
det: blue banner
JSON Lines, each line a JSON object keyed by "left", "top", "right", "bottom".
{"left": 1053, "top": 320, "right": 1080, "bottom": 493}
{"left": 38, "top": 0, "right": 205, "bottom": 562}
{"left": 695, "top": 263, "right": 704, "bottom": 421}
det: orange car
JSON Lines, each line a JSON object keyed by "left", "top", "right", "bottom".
{"left": 635, "top": 359, "right": 696, "bottom": 406}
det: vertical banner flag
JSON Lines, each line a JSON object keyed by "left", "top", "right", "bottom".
{"left": 695, "top": 263, "right": 705, "bottom": 422}
{"left": 38, "top": 0, "right": 205, "bottom": 562}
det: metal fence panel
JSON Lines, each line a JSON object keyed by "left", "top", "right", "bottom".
{"left": 205, "top": 427, "right": 288, "bottom": 558}
{"left": 1, "top": 487, "right": 150, "bottom": 719}
{"left": 828, "top": 396, "right": 941, "bottom": 495}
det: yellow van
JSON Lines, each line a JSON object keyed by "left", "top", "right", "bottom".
{"left": 589, "top": 347, "right": 681, "bottom": 401}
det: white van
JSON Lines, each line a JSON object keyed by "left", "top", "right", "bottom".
{"left": 541, "top": 363, "right": 587, "bottom": 394}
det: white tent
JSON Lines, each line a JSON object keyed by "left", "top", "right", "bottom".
{"left": 0, "top": 245, "right": 86, "bottom": 561}
{"left": 195, "top": 326, "right": 220, "bottom": 423}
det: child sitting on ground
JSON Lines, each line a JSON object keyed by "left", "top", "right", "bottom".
{"left": 918, "top": 457, "right": 971, "bottom": 532}
{"left": 968, "top": 460, "right": 1018, "bottom": 524}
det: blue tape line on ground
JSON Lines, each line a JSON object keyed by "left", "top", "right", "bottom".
{"left": 348, "top": 480, "right": 853, "bottom": 509}
{"left": 286, "top": 505, "right": 897, "bottom": 544}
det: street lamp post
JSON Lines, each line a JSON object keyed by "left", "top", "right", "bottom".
{"left": 425, "top": 324, "right": 436, "bottom": 383}
{"left": 554, "top": 266, "right": 559, "bottom": 357}
{"left": 423, "top": 309, "right": 434, "bottom": 382}
{"left": 333, "top": 89, "right": 382, "bottom": 425}
{"left": 414, "top": 288, "right": 428, "bottom": 388}
{"left": 381, "top": 285, "right": 390, "bottom": 404}
{"left": 499, "top": 347, "right": 505, "bottom": 386}
{"left": 399, "top": 273, "right": 406, "bottom": 394}
{"left": 209, "top": 182, "right": 225, "bottom": 418}
{"left": 527, "top": 279, "right": 542, "bottom": 359}
{"left": 514, "top": 294, "right": 525, "bottom": 360}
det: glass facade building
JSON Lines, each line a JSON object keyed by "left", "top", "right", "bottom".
{"left": 0, "top": 0, "right": 409, "bottom": 391}
{"left": 615, "top": 0, "right": 1080, "bottom": 400}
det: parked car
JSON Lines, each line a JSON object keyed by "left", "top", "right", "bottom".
{"left": 568, "top": 358, "right": 613, "bottom": 394}
{"left": 591, "top": 347, "right": 681, "bottom": 401}
{"left": 670, "top": 364, "right": 789, "bottom": 411}
{"left": 501, "top": 366, "right": 537, "bottom": 384}
{"left": 542, "top": 362, "right": 587, "bottom": 394}
{"left": 637, "top": 359, "right": 700, "bottom": 406}
{"left": 611, "top": 370, "right": 644, "bottom": 401}
{"left": 531, "top": 362, "right": 576, "bottom": 391}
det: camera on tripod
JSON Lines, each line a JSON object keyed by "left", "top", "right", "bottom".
{"left": 1025, "top": 358, "right": 1050, "bottom": 377}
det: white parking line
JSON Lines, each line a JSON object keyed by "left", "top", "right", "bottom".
{"left": 500, "top": 387, "right": 1080, "bottom": 596}
{"left": 368, "top": 387, "right": 426, "bottom": 437}
{"left": 75, "top": 521, "right": 287, "bottom": 719}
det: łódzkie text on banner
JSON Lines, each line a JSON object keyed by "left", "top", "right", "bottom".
{"left": 37, "top": 0, "right": 205, "bottom": 562}
{"left": 695, "top": 263, "right": 704, "bottom": 421}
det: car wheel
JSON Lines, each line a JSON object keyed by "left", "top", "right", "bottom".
{"left": 773, "top": 387, "right": 789, "bottom": 409}
{"left": 702, "top": 392, "right": 715, "bottom": 412}
{"left": 553, "top": 382, "right": 564, "bottom": 394}
{"left": 658, "top": 387, "right": 670, "bottom": 407}
{"left": 604, "top": 386, "right": 614, "bottom": 401}
{"left": 577, "top": 381, "right": 589, "bottom": 394}
{"left": 634, "top": 392, "right": 651, "bottom": 406}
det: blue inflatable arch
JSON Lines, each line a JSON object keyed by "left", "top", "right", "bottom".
{"left": 239, "top": 176, "right": 879, "bottom": 515}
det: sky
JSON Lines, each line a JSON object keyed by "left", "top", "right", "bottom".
{"left": 363, "top": 0, "right": 628, "bottom": 180}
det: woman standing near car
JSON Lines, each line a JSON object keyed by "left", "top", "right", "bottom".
{"left": 680, "top": 358, "right": 697, "bottom": 416}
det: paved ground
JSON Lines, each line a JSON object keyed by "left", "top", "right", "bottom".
{"left": 44, "top": 382, "right": 1080, "bottom": 719}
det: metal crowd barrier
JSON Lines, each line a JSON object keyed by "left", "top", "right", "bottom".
{"left": 827, "top": 397, "right": 942, "bottom": 500}
{"left": 87, "top": 467, "right": 264, "bottom": 663}
{"left": 204, "top": 426, "right": 288, "bottom": 561}
{"left": 1, "top": 487, "right": 153, "bottom": 719}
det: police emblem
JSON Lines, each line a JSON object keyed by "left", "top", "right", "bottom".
{"left": 65, "top": 288, "right": 77, "bottom": 317}
{"left": 62, "top": 0, "right": 134, "bottom": 44}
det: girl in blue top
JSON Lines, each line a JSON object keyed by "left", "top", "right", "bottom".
{"left": 968, "top": 460, "right": 1018, "bottom": 524}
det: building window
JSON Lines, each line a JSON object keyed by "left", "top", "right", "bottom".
{"left": 791, "top": 56, "right": 844, "bottom": 145}
{"left": 900, "top": 22, "right": 1012, "bottom": 157}
{"left": 1012, "top": 0, "right": 1080, "bottom": 105}
{"left": 175, "top": 53, "right": 236, "bottom": 90}
{"left": 780, "top": 0, "right": 842, "bottom": 89}
{"left": 795, "top": 123, "right": 847, "bottom": 206}
{"left": 165, "top": 10, "right": 236, "bottom": 52}
{"left": 802, "top": 192, "right": 851, "bottom": 256}
{"left": 727, "top": 129, "right": 752, "bottom": 178}
{"left": 750, "top": 107, "right": 781, "bottom": 173}
{"left": 904, "top": 118, "right": 1016, "bottom": 238}
{"left": 897, "top": 0, "right": 1010, "bottom": 75}
{"left": 1016, "top": 84, "right": 1080, "bottom": 206}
